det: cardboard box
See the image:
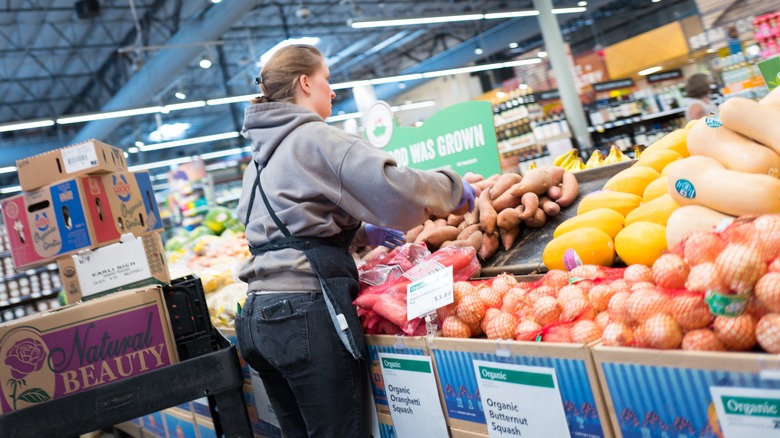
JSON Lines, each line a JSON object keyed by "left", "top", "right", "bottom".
{"left": 143, "top": 411, "right": 167, "bottom": 438}
{"left": 58, "top": 233, "right": 170, "bottom": 303}
{"left": 2, "top": 171, "right": 162, "bottom": 270}
{"left": 593, "top": 345, "right": 780, "bottom": 438}
{"left": 163, "top": 407, "right": 198, "bottom": 438}
{"left": 366, "top": 334, "right": 433, "bottom": 416}
{"left": 17, "top": 139, "right": 127, "bottom": 192}
{"left": 0, "top": 286, "right": 178, "bottom": 414}
{"left": 430, "top": 337, "right": 614, "bottom": 438}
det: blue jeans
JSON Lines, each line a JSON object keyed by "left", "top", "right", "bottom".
{"left": 235, "top": 291, "right": 370, "bottom": 437}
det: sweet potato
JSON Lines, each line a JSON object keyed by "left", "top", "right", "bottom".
{"left": 539, "top": 196, "right": 561, "bottom": 217}
{"left": 478, "top": 231, "right": 500, "bottom": 260}
{"left": 414, "top": 220, "right": 436, "bottom": 243}
{"left": 478, "top": 190, "right": 497, "bottom": 234}
{"left": 490, "top": 173, "right": 522, "bottom": 200}
{"left": 497, "top": 207, "right": 522, "bottom": 230}
{"left": 464, "top": 172, "right": 484, "bottom": 184}
{"left": 518, "top": 192, "right": 539, "bottom": 220}
{"left": 442, "top": 230, "right": 484, "bottom": 253}
{"left": 547, "top": 185, "right": 562, "bottom": 200}
{"left": 473, "top": 174, "right": 499, "bottom": 191}
{"left": 447, "top": 214, "right": 465, "bottom": 227}
{"left": 547, "top": 166, "right": 566, "bottom": 186}
{"left": 405, "top": 224, "right": 424, "bottom": 243}
{"left": 510, "top": 168, "right": 553, "bottom": 196}
{"left": 556, "top": 171, "right": 579, "bottom": 208}
{"left": 524, "top": 207, "right": 547, "bottom": 228}
{"left": 424, "top": 225, "right": 462, "bottom": 248}
{"left": 499, "top": 226, "right": 521, "bottom": 250}
{"left": 492, "top": 186, "right": 523, "bottom": 211}
{"left": 434, "top": 218, "right": 448, "bottom": 228}
{"left": 457, "top": 224, "right": 481, "bottom": 240}
{"left": 464, "top": 201, "right": 480, "bottom": 226}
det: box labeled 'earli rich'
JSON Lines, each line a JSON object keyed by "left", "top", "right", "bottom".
{"left": 58, "top": 232, "right": 169, "bottom": 303}
{"left": 2, "top": 171, "right": 162, "bottom": 270}
{"left": 0, "top": 286, "right": 178, "bottom": 414}
{"left": 17, "top": 139, "right": 127, "bottom": 192}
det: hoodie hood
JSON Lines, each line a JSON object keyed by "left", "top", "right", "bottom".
{"left": 241, "top": 102, "right": 323, "bottom": 167}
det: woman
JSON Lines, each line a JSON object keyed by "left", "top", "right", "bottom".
{"left": 684, "top": 73, "right": 718, "bottom": 121}
{"left": 234, "top": 44, "right": 474, "bottom": 437}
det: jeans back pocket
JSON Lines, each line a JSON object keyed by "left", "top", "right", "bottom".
{"left": 255, "top": 312, "right": 311, "bottom": 371}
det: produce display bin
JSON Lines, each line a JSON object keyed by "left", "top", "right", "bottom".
{"left": 593, "top": 344, "right": 780, "bottom": 438}
{"left": 366, "top": 334, "right": 433, "bottom": 415}
{"left": 480, "top": 161, "right": 632, "bottom": 276}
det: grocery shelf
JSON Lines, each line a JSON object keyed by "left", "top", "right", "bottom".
{"left": 587, "top": 108, "right": 685, "bottom": 132}
{"left": 494, "top": 113, "right": 529, "bottom": 128}
{"left": 0, "top": 335, "right": 252, "bottom": 438}
{"left": 498, "top": 138, "right": 537, "bottom": 154}
{"left": 0, "top": 287, "right": 59, "bottom": 310}
{"left": 536, "top": 133, "right": 572, "bottom": 145}
{"left": 1, "top": 263, "right": 58, "bottom": 282}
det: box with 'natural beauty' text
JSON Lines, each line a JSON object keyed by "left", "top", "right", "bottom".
{"left": 0, "top": 286, "right": 178, "bottom": 414}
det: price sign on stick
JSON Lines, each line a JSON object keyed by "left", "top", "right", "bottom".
{"left": 406, "top": 266, "right": 453, "bottom": 320}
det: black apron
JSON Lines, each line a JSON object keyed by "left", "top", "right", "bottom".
{"left": 244, "top": 162, "right": 364, "bottom": 360}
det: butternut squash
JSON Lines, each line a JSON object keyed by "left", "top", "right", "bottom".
{"left": 719, "top": 97, "right": 780, "bottom": 156}
{"left": 666, "top": 156, "right": 780, "bottom": 217}
{"left": 687, "top": 118, "right": 780, "bottom": 174}
{"left": 665, "top": 205, "right": 735, "bottom": 249}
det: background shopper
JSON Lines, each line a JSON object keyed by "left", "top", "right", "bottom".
{"left": 234, "top": 44, "right": 474, "bottom": 437}
{"left": 684, "top": 73, "right": 719, "bottom": 121}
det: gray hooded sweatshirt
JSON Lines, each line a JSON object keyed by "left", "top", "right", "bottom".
{"left": 236, "top": 102, "right": 463, "bottom": 292}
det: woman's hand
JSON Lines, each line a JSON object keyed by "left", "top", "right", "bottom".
{"left": 365, "top": 224, "right": 406, "bottom": 248}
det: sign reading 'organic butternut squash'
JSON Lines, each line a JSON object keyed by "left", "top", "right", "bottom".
{"left": 365, "top": 101, "right": 501, "bottom": 177}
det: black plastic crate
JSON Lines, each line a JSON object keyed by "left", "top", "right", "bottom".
{"left": 163, "top": 275, "right": 213, "bottom": 341}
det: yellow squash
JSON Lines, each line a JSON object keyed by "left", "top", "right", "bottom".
{"left": 624, "top": 194, "right": 679, "bottom": 227}
{"left": 615, "top": 221, "right": 667, "bottom": 266}
{"left": 603, "top": 166, "right": 661, "bottom": 197}
{"left": 642, "top": 128, "right": 690, "bottom": 157}
{"left": 577, "top": 191, "right": 643, "bottom": 217}
{"left": 634, "top": 149, "right": 683, "bottom": 173}
{"left": 543, "top": 227, "right": 615, "bottom": 270}
{"left": 642, "top": 176, "right": 669, "bottom": 202}
{"left": 554, "top": 208, "right": 625, "bottom": 240}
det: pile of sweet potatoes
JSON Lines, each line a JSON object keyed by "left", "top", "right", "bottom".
{"left": 405, "top": 166, "right": 579, "bottom": 261}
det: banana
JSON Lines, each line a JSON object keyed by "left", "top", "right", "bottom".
{"left": 585, "top": 150, "right": 604, "bottom": 169}
{"left": 553, "top": 149, "right": 577, "bottom": 167}
{"left": 558, "top": 149, "right": 579, "bottom": 169}
{"left": 566, "top": 157, "right": 586, "bottom": 172}
{"left": 633, "top": 145, "right": 645, "bottom": 159}
{"left": 528, "top": 161, "right": 538, "bottom": 170}
{"left": 604, "top": 145, "right": 630, "bottom": 164}
{"left": 616, "top": 147, "right": 631, "bottom": 162}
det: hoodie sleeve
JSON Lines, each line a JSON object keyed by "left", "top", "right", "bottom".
{"left": 334, "top": 136, "right": 463, "bottom": 231}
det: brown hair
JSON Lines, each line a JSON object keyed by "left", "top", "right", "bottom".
{"left": 685, "top": 73, "right": 711, "bottom": 99}
{"left": 250, "top": 44, "right": 324, "bottom": 104}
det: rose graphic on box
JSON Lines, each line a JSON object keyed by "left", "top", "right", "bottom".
{"left": 4, "top": 337, "right": 51, "bottom": 411}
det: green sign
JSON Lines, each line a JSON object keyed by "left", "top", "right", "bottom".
{"left": 722, "top": 396, "right": 780, "bottom": 417}
{"left": 381, "top": 357, "right": 432, "bottom": 374}
{"left": 758, "top": 56, "right": 780, "bottom": 90}
{"left": 381, "top": 100, "right": 501, "bottom": 177}
{"left": 478, "top": 366, "right": 555, "bottom": 388}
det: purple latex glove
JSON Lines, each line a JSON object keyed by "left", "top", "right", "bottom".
{"left": 365, "top": 224, "right": 406, "bottom": 248}
{"left": 456, "top": 178, "right": 477, "bottom": 212}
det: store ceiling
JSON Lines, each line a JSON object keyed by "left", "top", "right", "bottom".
{"left": 0, "top": 0, "right": 694, "bottom": 191}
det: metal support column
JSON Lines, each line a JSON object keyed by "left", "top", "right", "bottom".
{"left": 533, "top": 0, "right": 592, "bottom": 150}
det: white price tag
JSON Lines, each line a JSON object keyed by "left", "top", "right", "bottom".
{"left": 406, "top": 265, "right": 453, "bottom": 320}
{"left": 710, "top": 386, "right": 780, "bottom": 437}
{"left": 473, "top": 360, "right": 571, "bottom": 438}
{"left": 379, "top": 353, "right": 449, "bottom": 438}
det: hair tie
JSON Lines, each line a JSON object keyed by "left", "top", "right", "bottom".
{"left": 255, "top": 75, "right": 263, "bottom": 85}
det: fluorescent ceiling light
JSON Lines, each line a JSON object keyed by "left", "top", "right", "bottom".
{"left": 57, "top": 106, "right": 162, "bottom": 124}
{"left": 260, "top": 37, "right": 321, "bottom": 64}
{"left": 149, "top": 122, "right": 191, "bottom": 143}
{"left": 538, "top": 51, "right": 548, "bottom": 58}
{"left": 484, "top": 11, "right": 539, "bottom": 19}
{"left": 0, "top": 119, "right": 55, "bottom": 133}
{"left": 638, "top": 65, "right": 664, "bottom": 76}
{"left": 200, "top": 146, "right": 251, "bottom": 160}
{"left": 0, "top": 186, "right": 21, "bottom": 194}
{"left": 552, "top": 7, "right": 587, "bottom": 13}
{"left": 206, "top": 94, "right": 258, "bottom": 105}
{"left": 175, "top": 91, "right": 186, "bottom": 100}
{"left": 163, "top": 101, "right": 206, "bottom": 112}
{"left": 199, "top": 58, "right": 212, "bottom": 69}
{"left": 129, "top": 156, "right": 194, "bottom": 172}
{"left": 368, "top": 73, "right": 424, "bottom": 85}
{"left": 392, "top": 100, "right": 436, "bottom": 111}
{"left": 578, "top": 1, "right": 588, "bottom": 6}
{"left": 509, "top": 42, "right": 519, "bottom": 49}
{"left": 128, "top": 147, "right": 140, "bottom": 153}
{"left": 134, "top": 141, "right": 144, "bottom": 147}
{"left": 139, "top": 131, "right": 239, "bottom": 152}
{"left": 0, "top": 166, "right": 17, "bottom": 174}
{"left": 350, "top": 14, "right": 483, "bottom": 28}
{"left": 331, "top": 80, "right": 372, "bottom": 90}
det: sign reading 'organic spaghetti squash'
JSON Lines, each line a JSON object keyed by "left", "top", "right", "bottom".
{"left": 370, "top": 101, "right": 501, "bottom": 177}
